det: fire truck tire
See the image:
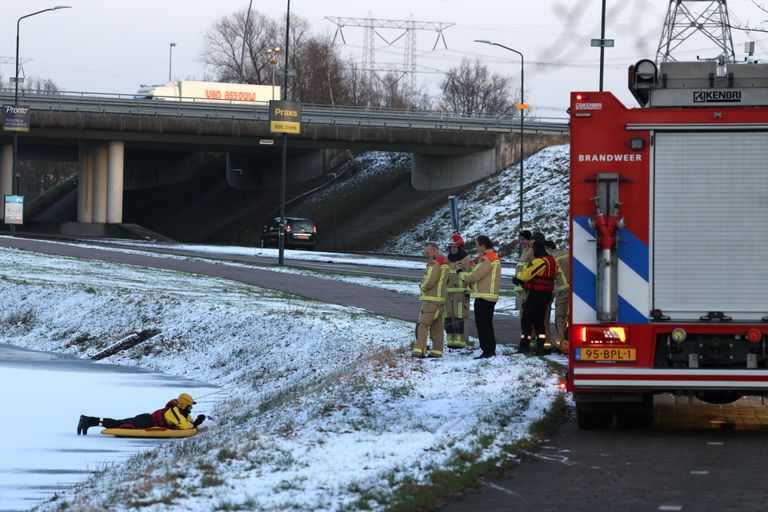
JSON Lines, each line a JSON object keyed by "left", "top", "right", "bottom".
{"left": 575, "top": 403, "right": 614, "bottom": 430}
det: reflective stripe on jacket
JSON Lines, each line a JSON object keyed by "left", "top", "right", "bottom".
{"left": 514, "top": 245, "right": 534, "bottom": 292}
{"left": 517, "top": 255, "right": 558, "bottom": 293}
{"left": 552, "top": 249, "right": 570, "bottom": 292}
{"left": 420, "top": 255, "right": 449, "bottom": 302}
{"left": 446, "top": 255, "right": 473, "bottom": 293}
{"left": 460, "top": 250, "right": 501, "bottom": 302}
{"left": 164, "top": 405, "right": 194, "bottom": 430}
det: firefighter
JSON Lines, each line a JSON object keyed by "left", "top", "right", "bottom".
{"left": 413, "top": 242, "right": 450, "bottom": 358}
{"left": 513, "top": 241, "right": 559, "bottom": 355}
{"left": 546, "top": 240, "right": 570, "bottom": 353}
{"left": 444, "top": 233, "right": 474, "bottom": 349}
{"left": 76, "top": 392, "right": 205, "bottom": 435}
{"left": 460, "top": 235, "right": 502, "bottom": 359}
{"left": 515, "top": 230, "right": 534, "bottom": 310}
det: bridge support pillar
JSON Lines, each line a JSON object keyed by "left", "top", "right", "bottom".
{"left": 0, "top": 145, "right": 12, "bottom": 220}
{"left": 411, "top": 148, "right": 497, "bottom": 191}
{"left": 78, "top": 143, "right": 94, "bottom": 223}
{"left": 92, "top": 143, "right": 109, "bottom": 223}
{"left": 106, "top": 141, "right": 124, "bottom": 223}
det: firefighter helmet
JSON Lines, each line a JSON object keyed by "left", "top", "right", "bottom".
{"left": 177, "top": 393, "right": 196, "bottom": 409}
{"left": 447, "top": 233, "right": 464, "bottom": 247}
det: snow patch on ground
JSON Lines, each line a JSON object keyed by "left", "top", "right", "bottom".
{"left": 0, "top": 246, "right": 558, "bottom": 511}
{"left": 377, "top": 145, "right": 570, "bottom": 259}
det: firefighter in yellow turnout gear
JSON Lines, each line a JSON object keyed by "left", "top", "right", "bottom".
{"left": 444, "top": 234, "right": 474, "bottom": 349}
{"left": 413, "top": 242, "right": 450, "bottom": 358}
{"left": 515, "top": 230, "right": 534, "bottom": 310}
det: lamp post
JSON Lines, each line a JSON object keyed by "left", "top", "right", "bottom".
{"left": 278, "top": 0, "right": 291, "bottom": 266}
{"left": 475, "top": 39, "right": 525, "bottom": 256}
{"left": 267, "top": 46, "right": 281, "bottom": 101}
{"left": 168, "top": 42, "right": 176, "bottom": 83}
{"left": 12, "top": 5, "right": 71, "bottom": 235}
{"left": 599, "top": 0, "right": 606, "bottom": 91}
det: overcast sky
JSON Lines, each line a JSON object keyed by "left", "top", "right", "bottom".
{"left": 3, "top": 0, "right": 768, "bottom": 117}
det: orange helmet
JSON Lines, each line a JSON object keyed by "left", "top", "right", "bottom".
{"left": 447, "top": 233, "right": 464, "bottom": 247}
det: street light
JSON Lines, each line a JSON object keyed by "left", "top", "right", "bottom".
{"left": 267, "top": 46, "right": 281, "bottom": 101}
{"left": 475, "top": 39, "right": 525, "bottom": 256}
{"left": 278, "top": 0, "right": 291, "bottom": 266}
{"left": 169, "top": 42, "right": 176, "bottom": 83}
{"left": 12, "top": 5, "right": 71, "bottom": 235}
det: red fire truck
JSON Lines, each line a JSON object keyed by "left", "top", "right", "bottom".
{"left": 567, "top": 59, "right": 768, "bottom": 429}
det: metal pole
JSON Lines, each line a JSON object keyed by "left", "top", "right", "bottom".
{"left": 169, "top": 42, "right": 176, "bottom": 83}
{"left": 278, "top": 0, "right": 291, "bottom": 266}
{"left": 599, "top": 0, "right": 606, "bottom": 91}
{"left": 11, "top": 6, "right": 72, "bottom": 236}
{"left": 473, "top": 40, "right": 525, "bottom": 257}
{"left": 12, "top": 20, "right": 19, "bottom": 236}
{"left": 518, "top": 52, "right": 524, "bottom": 258}
{"left": 240, "top": 0, "right": 254, "bottom": 82}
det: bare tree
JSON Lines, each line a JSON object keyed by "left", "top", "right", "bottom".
{"left": 202, "top": 8, "right": 279, "bottom": 84}
{"left": 440, "top": 58, "right": 516, "bottom": 116}
{"left": 730, "top": 1, "right": 768, "bottom": 35}
{"left": 0, "top": 75, "right": 58, "bottom": 94}
{"left": 201, "top": 8, "right": 431, "bottom": 109}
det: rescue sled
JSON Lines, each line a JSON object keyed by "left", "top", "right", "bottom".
{"left": 100, "top": 426, "right": 198, "bottom": 438}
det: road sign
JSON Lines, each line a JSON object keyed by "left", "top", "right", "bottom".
{"left": 269, "top": 100, "right": 301, "bottom": 134}
{"left": 591, "top": 38, "right": 615, "bottom": 47}
{"left": 516, "top": 103, "right": 530, "bottom": 110}
{"left": 2, "top": 105, "right": 30, "bottom": 132}
{"left": 4, "top": 195, "right": 23, "bottom": 224}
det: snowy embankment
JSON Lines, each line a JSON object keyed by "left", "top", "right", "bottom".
{"left": 0, "top": 245, "right": 560, "bottom": 511}
{"left": 378, "top": 145, "right": 570, "bottom": 259}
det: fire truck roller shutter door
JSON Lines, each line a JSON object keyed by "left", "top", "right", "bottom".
{"left": 653, "top": 131, "right": 768, "bottom": 321}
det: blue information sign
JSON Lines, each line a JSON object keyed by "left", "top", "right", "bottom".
{"left": 4, "top": 195, "right": 24, "bottom": 224}
{"left": 2, "top": 105, "right": 30, "bottom": 132}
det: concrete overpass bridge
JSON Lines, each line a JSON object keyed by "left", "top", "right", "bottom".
{"left": 0, "top": 91, "right": 568, "bottom": 227}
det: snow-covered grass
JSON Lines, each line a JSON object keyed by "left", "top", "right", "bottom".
{"left": 378, "top": 145, "right": 570, "bottom": 259}
{"left": 0, "top": 245, "right": 560, "bottom": 511}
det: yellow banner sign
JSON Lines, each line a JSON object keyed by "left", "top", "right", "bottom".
{"left": 270, "top": 121, "right": 301, "bottom": 134}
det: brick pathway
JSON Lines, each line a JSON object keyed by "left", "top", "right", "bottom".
{"left": 440, "top": 395, "right": 768, "bottom": 512}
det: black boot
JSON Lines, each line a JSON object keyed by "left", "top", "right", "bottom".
{"left": 77, "top": 415, "right": 99, "bottom": 435}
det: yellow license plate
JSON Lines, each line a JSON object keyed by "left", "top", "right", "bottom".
{"left": 576, "top": 347, "right": 636, "bottom": 362}
{"left": 294, "top": 234, "right": 310, "bottom": 239}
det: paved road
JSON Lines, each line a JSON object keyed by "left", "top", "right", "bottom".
{"left": 80, "top": 240, "right": 519, "bottom": 287}
{"left": 441, "top": 394, "right": 768, "bottom": 512}
{"left": 0, "top": 236, "right": 522, "bottom": 344}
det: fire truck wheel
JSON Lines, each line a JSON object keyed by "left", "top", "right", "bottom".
{"left": 575, "top": 403, "right": 614, "bottom": 430}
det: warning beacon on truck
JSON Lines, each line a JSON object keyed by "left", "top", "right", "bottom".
{"left": 567, "top": 58, "right": 768, "bottom": 429}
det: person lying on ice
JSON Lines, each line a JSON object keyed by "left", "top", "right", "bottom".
{"left": 77, "top": 392, "right": 205, "bottom": 435}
